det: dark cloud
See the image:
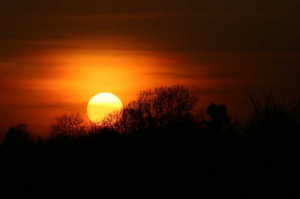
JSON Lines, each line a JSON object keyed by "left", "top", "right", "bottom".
{"left": 1, "top": 0, "right": 300, "bottom": 52}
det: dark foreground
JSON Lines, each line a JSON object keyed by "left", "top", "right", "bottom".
{"left": 0, "top": 137, "right": 298, "bottom": 199}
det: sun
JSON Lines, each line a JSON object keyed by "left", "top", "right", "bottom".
{"left": 87, "top": 93, "right": 123, "bottom": 122}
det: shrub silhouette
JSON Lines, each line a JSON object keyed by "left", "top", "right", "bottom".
{"left": 1, "top": 123, "right": 34, "bottom": 148}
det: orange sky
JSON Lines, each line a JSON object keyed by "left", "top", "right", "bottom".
{"left": 1, "top": 0, "right": 300, "bottom": 138}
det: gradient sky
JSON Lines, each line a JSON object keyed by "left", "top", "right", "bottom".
{"left": 1, "top": 0, "right": 300, "bottom": 138}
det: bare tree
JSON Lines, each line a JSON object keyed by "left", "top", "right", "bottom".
{"left": 245, "top": 90, "right": 300, "bottom": 139}
{"left": 49, "top": 113, "right": 86, "bottom": 138}
{"left": 101, "top": 85, "right": 199, "bottom": 134}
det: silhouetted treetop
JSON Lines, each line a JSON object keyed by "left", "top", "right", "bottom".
{"left": 244, "top": 90, "right": 300, "bottom": 140}
{"left": 202, "top": 103, "right": 236, "bottom": 139}
{"left": 49, "top": 113, "right": 86, "bottom": 138}
{"left": 101, "top": 85, "right": 199, "bottom": 134}
{"left": 1, "top": 123, "right": 34, "bottom": 148}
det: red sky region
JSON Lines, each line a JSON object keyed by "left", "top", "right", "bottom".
{"left": 1, "top": 0, "right": 300, "bottom": 138}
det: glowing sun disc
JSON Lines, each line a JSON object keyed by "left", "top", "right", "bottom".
{"left": 87, "top": 93, "right": 123, "bottom": 122}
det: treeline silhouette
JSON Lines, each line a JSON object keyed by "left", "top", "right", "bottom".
{"left": 1, "top": 85, "right": 299, "bottom": 198}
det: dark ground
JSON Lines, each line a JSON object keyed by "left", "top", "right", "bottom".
{"left": 1, "top": 137, "right": 298, "bottom": 199}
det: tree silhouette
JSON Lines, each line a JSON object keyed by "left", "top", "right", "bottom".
{"left": 1, "top": 123, "right": 34, "bottom": 148}
{"left": 49, "top": 113, "right": 86, "bottom": 139}
{"left": 101, "top": 85, "right": 199, "bottom": 135}
{"left": 1, "top": 86, "right": 299, "bottom": 199}
{"left": 202, "top": 103, "right": 235, "bottom": 139}
{"left": 244, "top": 90, "right": 300, "bottom": 141}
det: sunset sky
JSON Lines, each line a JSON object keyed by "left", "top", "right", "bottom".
{"left": 1, "top": 0, "right": 300, "bottom": 137}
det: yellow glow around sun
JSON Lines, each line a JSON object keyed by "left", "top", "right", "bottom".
{"left": 87, "top": 93, "right": 123, "bottom": 122}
